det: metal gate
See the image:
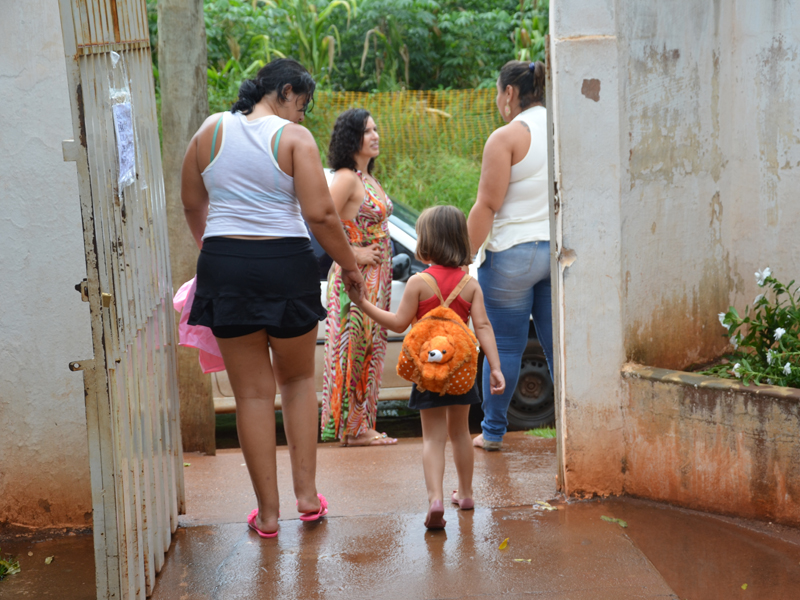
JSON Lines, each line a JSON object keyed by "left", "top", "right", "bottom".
{"left": 57, "top": 1, "right": 184, "bottom": 598}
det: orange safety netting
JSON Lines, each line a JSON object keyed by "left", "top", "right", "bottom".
{"left": 304, "top": 89, "right": 503, "bottom": 169}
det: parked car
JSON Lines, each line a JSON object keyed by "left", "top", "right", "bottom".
{"left": 211, "top": 194, "right": 555, "bottom": 429}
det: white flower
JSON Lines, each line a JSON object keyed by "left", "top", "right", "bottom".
{"left": 731, "top": 334, "right": 740, "bottom": 350}
{"left": 718, "top": 313, "right": 730, "bottom": 330}
{"left": 767, "top": 350, "right": 775, "bottom": 365}
{"left": 784, "top": 362, "right": 792, "bottom": 376}
{"left": 754, "top": 294, "right": 764, "bottom": 306}
{"left": 732, "top": 363, "right": 742, "bottom": 377}
{"left": 774, "top": 327, "right": 786, "bottom": 341}
{"left": 767, "top": 378, "right": 774, "bottom": 385}
{"left": 755, "top": 267, "right": 772, "bottom": 286}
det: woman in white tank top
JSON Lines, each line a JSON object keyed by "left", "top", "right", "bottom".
{"left": 467, "top": 60, "right": 554, "bottom": 451}
{"left": 180, "top": 59, "right": 365, "bottom": 537}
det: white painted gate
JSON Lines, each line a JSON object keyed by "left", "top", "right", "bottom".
{"left": 57, "top": 1, "right": 185, "bottom": 598}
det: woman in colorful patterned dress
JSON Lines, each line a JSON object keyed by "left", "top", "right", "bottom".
{"left": 320, "top": 109, "right": 398, "bottom": 446}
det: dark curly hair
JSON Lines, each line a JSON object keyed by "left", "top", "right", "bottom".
{"left": 231, "top": 58, "right": 316, "bottom": 115}
{"left": 327, "top": 108, "right": 375, "bottom": 174}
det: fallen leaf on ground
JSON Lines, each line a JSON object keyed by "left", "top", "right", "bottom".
{"left": 513, "top": 558, "right": 532, "bottom": 563}
{"left": 44, "top": 556, "right": 54, "bottom": 565}
{"left": 534, "top": 501, "right": 557, "bottom": 511}
{"left": 742, "top": 584, "right": 748, "bottom": 590}
{"left": 498, "top": 538, "right": 509, "bottom": 550}
{"left": 183, "top": 463, "right": 190, "bottom": 467}
{"left": 600, "top": 515, "right": 628, "bottom": 528}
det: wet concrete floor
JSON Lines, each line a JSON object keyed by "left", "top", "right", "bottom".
{"left": 2, "top": 433, "right": 800, "bottom": 599}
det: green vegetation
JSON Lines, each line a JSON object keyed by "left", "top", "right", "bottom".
{"left": 384, "top": 153, "right": 481, "bottom": 216}
{"left": 525, "top": 427, "right": 556, "bottom": 438}
{"left": 147, "top": 0, "right": 550, "bottom": 211}
{"left": 703, "top": 269, "right": 799, "bottom": 387}
{"left": 0, "top": 550, "right": 21, "bottom": 581}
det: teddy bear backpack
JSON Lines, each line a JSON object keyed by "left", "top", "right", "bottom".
{"left": 397, "top": 272, "right": 480, "bottom": 396}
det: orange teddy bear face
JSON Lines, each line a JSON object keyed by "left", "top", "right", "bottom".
{"left": 421, "top": 335, "right": 455, "bottom": 364}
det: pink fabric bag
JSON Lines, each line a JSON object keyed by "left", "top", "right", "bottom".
{"left": 173, "top": 278, "right": 226, "bottom": 374}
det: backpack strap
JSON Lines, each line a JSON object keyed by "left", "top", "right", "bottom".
{"left": 418, "top": 273, "right": 444, "bottom": 305}
{"left": 419, "top": 272, "right": 472, "bottom": 308}
{"left": 443, "top": 273, "right": 472, "bottom": 308}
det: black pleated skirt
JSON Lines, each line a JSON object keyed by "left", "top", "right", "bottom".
{"left": 188, "top": 236, "right": 326, "bottom": 334}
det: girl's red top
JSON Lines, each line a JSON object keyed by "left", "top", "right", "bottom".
{"left": 415, "top": 265, "right": 472, "bottom": 323}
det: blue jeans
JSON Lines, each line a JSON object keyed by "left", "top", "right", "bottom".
{"left": 478, "top": 241, "right": 554, "bottom": 442}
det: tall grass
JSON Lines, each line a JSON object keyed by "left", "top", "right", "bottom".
{"left": 379, "top": 153, "right": 481, "bottom": 217}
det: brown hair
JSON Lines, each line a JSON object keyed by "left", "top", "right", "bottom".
{"left": 415, "top": 205, "right": 472, "bottom": 268}
{"left": 499, "top": 60, "right": 545, "bottom": 108}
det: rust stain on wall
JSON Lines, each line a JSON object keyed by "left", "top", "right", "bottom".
{"left": 624, "top": 253, "right": 733, "bottom": 370}
{"left": 622, "top": 367, "right": 800, "bottom": 526}
{"left": 581, "top": 79, "right": 601, "bottom": 102}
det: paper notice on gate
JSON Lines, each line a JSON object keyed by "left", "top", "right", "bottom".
{"left": 112, "top": 101, "right": 135, "bottom": 189}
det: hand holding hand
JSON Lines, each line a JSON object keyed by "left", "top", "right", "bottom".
{"left": 341, "top": 267, "right": 365, "bottom": 302}
{"left": 489, "top": 368, "right": 506, "bottom": 395}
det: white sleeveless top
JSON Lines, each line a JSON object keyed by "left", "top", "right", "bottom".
{"left": 201, "top": 112, "right": 308, "bottom": 240}
{"left": 477, "top": 105, "right": 548, "bottom": 265}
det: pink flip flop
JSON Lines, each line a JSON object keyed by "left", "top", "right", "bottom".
{"left": 424, "top": 500, "right": 447, "bottom": 530}
{"left": 247, "top": 508, "right": 278, "bottom": 538}
{"left": 298, "top": 493, "right": 328, "bottom": 522}
{"left": 451, "top": 491, "right": 474, "bottom": 510}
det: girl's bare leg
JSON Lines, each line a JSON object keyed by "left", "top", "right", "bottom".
{"left": 216, "top": 330, "right": 279, "bottom": 533}
{"left": 270, "top": 326, "right": 322, "bottom": 514}
{"left": 447, "top": 405, "right": 474, "bottom": 501}
{"left": 420, "top": 407, "right": 449, "bottom": 504}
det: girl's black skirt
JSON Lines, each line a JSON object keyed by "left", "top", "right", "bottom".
{"left": 188, "top": 236, "right": 326, "bottom": 339}
{"left": 408, "top": 382, "right": 481, "bottom": 411}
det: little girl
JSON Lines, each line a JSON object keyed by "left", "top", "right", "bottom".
{"left": 349, "top": 205, "right": 505, "bottom": 529}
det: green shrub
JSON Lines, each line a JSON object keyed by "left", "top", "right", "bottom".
{"left": 702, "top": 268, "right": 800, "bottom": 387}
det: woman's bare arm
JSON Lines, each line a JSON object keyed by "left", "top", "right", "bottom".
{"left": 329, "top": 169, "right": 362, "bottom": 220}
{"left": 180, "top": 121, "right": 215, "bottom": 249}
{"left": 283, "top": 125, "right": 364, "bottom": 295}
{"left": 467, "top": 128, "right": 514, "bottom": 254}
{"left": 348, "top": 275, "right": 424, "bottom": 333}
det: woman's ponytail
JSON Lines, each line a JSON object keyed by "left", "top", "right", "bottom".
{"left": 499, "top": 59, "right": 545, "bottom": 108}
{"left": 231, "top": 79, "right": 262, "bottom": 115}
{"left": 229, "top": 58, "right": 316, "bottom": 115}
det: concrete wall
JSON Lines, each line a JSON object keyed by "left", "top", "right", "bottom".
{"left": 0, "top": 1, "right": 93, "bottom": 531}
{"left": 622, "top": 366, "right": 800, "bottom": 526}
{"left": 551, "top": 1, "right": 800, "bottom": 500}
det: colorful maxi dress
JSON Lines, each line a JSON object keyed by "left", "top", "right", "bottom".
{"left": 320, "top": 172, "right": 393, "bottom": 441}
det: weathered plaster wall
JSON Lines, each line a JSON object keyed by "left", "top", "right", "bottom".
{"left": 550, "top": 0, "right": 626, "bottom": 497}
{"left": 622, "top": 366, "right": 800, "bottom": 526}
{"left": 619, "top": 0, "right": 800, "bottom": 371}
{"left": 0, "top": 1, "right": 93, "bottom": 530}
{"left": 552, "top": 1, "right": 800, "bottom": 500}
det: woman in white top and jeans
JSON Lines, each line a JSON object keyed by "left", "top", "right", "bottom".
{"left": 181, "top": 59, "right": 365, "bottom": 537}
{"left": 467, "top": 60, "right": 552, "bottom": 451}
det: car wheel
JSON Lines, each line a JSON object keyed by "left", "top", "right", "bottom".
{"left": 506, "top": 339, "right": 555, "bottom": 430}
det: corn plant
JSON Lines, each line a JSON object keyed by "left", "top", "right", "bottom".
{"left": 703, "top": 268, "right": 800, "bottom": 387}
{"left": 273, "top": 0, "right": 356, "bottom": 86}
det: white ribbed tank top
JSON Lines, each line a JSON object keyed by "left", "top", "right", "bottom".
{"left": 201, "top": 112, "right": 308, "bottom": 240}
{"left": 477, "top": 105, "right": 549, "bottom": 266}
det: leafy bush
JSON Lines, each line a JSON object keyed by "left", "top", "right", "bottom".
{"left": 702, "top": 268, "right": 800, "bottom": 387}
